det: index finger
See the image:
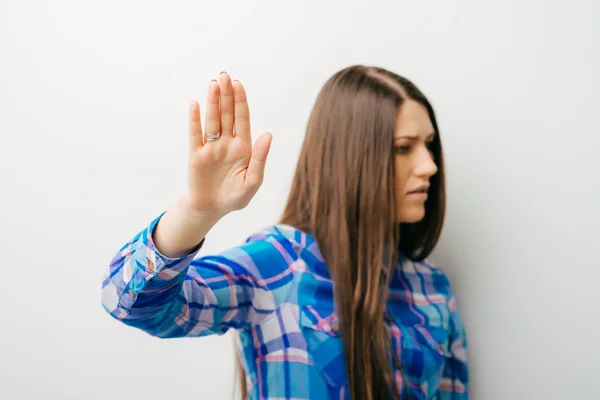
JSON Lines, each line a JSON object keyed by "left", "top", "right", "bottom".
{"left": 188, "top": 100, "right": 203, "bottom": 149}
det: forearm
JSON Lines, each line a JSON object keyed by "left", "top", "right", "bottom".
{"left": 153, "top": 194, "right": 223, "bottom": 258}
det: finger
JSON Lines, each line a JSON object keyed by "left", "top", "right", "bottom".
{"left": 188, "top": 100, "right": 203, "bottom": 149}
{"left": 219, "top": 72, "right": 234, "bottom": 138}
{"left": 233, "top": 80, "right": 251, "bottom": 143}
{"left": 246, "top": 133, "right": 273, "bottom": 187}
{"left": 204, "top": 80, "right": 221, "bottom": 143}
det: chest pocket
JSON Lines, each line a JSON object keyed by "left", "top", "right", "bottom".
{"left": 299, "top": 304, "right": 348, "bottom": 388}
{"left": 397, "top": 317, "right": 450, "bottom": 386}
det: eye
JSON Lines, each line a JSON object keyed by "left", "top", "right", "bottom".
{"left": 426, "top": 141, "right": 435, "bottom": 150}
{"left": 394, "top": 146, "right": 411, "bottom": 155}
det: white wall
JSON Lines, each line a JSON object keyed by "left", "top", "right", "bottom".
{"left": 1, "top": 1, "right": 598, "bottom": 399}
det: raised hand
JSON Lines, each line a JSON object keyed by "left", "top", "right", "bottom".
{"left": 186, "top": 72, "right": 273, "bottom": 217}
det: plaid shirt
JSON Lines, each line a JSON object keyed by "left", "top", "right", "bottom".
{"left": 102, "top": 214, "right": 468, "bottom": 399}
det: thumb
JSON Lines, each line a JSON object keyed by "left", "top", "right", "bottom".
{"left": 246, "top": 133, "right": 273, "bottom": 187}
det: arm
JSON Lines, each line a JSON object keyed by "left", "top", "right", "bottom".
{"left": 101, "top": 214, "right": 297, "bottom": 338}
{"left": 101, "top": 72, "right": 278, "bottom": 336}
{"left": 438, "top": 291, "right": 469, "bottom": 399}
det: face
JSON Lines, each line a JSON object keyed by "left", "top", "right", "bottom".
{"left": 393, "top": 100, "right": 438, "bottom": 223}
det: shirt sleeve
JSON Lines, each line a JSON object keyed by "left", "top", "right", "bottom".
{"left": 438, "top": 288, "right": 469, "bottom": 399}
{"left": 101, "top": 213, "right": 298, "bottom": 338}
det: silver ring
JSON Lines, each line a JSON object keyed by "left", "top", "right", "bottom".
{"left": 203, "top": 132, "right": 221, "bottom": 142}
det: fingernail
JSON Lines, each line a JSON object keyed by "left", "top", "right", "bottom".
{"left": 211, "top": 79, "right": 218, "bottom": 82}
{"left": 220, "top": 71, "right": 227, "bottom": 75}
{"left": 233, "top": 79, "right": 239, "bottom": 83}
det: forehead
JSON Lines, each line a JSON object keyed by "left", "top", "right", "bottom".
{"left": 394, "top": 100, "right": 434, "bottom": 137}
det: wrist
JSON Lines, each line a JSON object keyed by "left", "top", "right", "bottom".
{"left": 178, "top": 193, "right": 226, "bottom": 225}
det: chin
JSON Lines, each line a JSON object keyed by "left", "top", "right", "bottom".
{"left": 397, "top": 208, "right": 426, "bottom": 224}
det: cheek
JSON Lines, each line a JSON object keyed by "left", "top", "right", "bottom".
{"left": 395, "top": 177, "right": 409, "bottom": 207}
{"left": 394, "top": 160, "right": 410, "bottom": 197}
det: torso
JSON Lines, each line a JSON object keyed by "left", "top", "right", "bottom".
{"left": 236, "top": 225, "right": 455, "bottom": 400}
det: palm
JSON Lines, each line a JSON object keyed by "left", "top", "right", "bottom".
{"left": 187, "top": 73, "right": 272, "bottom": 215}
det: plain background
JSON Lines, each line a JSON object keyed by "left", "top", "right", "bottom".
{"left": 1, "top": 0, "right": 599, "bottom": 399}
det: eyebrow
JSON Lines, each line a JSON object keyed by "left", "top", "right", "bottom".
{"left": 394, "top": 132, "right": 436, "bottom": 141}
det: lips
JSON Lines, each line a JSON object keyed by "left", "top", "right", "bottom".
{"left": 409, "top": 188, "right": 427, "bottom": 194}
{"left": 408, "top": 184, "right": 430, "bottom": 194}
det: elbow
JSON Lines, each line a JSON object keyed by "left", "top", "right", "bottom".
{"left": 100, "top": 278, "right": 134, "bottom": 324}
{"left": 101, "top": 276, "right": 124, "bottom": 315}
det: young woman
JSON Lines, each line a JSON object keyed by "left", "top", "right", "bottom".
{"left": 101, "top": 65, "right": 469, "bottom": 399}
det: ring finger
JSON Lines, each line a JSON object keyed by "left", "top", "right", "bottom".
{"left": 203, "top": 80, "right": 221, "bottom": 143}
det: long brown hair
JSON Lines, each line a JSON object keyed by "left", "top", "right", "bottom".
{"left": 239, "top": 65, "right": 446, "bottom": 399}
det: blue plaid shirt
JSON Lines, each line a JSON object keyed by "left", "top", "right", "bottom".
{"left": 101, "top": 214, "right": 468, "bottom": 399}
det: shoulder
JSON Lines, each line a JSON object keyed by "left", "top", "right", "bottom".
{"left": 213, "top": 224, "right": 309, "bottom": 273}
{"left": 244, "top": 223, "right": 314, "bottom": 257}
{"left": 399, "top": 256, "right": 456, "bottom": 297}
{"left": 240, "top": 224, "right": 331, "bottom": 280}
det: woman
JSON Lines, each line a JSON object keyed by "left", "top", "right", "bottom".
{"left": 101, "top": 65, "right": 468, "bottom": 399}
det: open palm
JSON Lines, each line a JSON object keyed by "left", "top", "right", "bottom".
{"left": 186, "top": 73, "right": 272, "bottom": 216}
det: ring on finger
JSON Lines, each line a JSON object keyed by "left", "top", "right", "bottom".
{"left": 203, "top": 132, "right": 221, "bottom": 142}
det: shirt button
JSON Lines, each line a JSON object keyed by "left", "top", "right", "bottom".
{"left": 128, "top": 290, "right": 135, "bottom": 297}
{"left": 395, "top": 359, "right": 403, "bottom": 369}
{"left": 384, "top": 314, "right": 394, "bottom": 323}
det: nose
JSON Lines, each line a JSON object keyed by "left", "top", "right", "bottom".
{"left": 414, "top": 146, "right": 438, "bottom": 177}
